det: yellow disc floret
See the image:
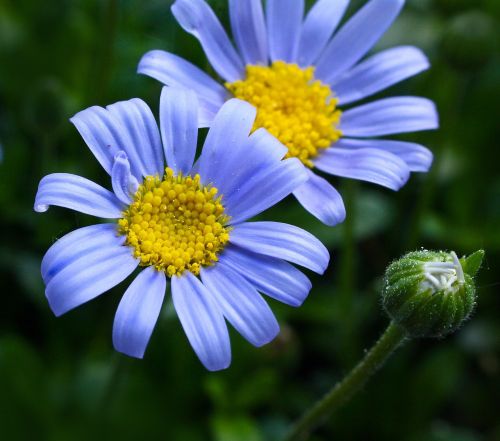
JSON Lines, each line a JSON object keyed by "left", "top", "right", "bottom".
{"left": 118, "top": 168, "right": 230, "bottom": 277}
{"left": 226, "top": 61, "right": 342, "bottom": 167}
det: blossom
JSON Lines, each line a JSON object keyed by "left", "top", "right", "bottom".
{"left": 138, "top": 0, "right": 439, "bottom": 226}
{"left": 34, "top": 89, "right": 329, "bottom": 371}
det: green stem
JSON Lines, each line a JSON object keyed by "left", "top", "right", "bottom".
{"left": 285, "top": 322, "right": 407, "bottom": 441}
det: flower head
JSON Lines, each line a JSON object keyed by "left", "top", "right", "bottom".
{"left": 34, "top": 89, "right": 329, "bottom": 370}
{"left": 382, "top": 250, "right": 484, "bottom": 338}
{"left": 138, "top": 0, "right": 439, "bottom": 226}
{"left": 226, "top": 61, "right": 342, "bottom": 167}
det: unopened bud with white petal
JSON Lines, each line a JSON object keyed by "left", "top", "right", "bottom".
{"left": 382, "top": 250, "right": 484, "bottom": 338}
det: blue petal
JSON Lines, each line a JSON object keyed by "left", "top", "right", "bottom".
{"left": 45, "top": 239, "right": 138, "bottom": 316}
{"left": 70, "top": 106, "right": 124, "bottom": 175}
{"left": 315, "top": 0, "right": 405, "bottom": 83}
{"left": 333, "top": 46, "right": 430, "bottom": 105}
{"left": 340, "top": 96, "right": 439, "bottom": 137}
{"left": 293, "top": 169, "right": 346, "bottom": 226}
{"left": 219, "top": 244, "right": 312, "bottom": 307}
{"left": 138, "top": 50, "right": 228, "bottom": 126}
{"left": 41, "top": 224, "right": 120, "bottom": 284}
{"left": 298, "top": 0, "right": 349, "bottom": 67}
{"left": 34, "top": 173, "right": 124, "bottom": 218}
{"left": 160, "top": 88, "right": 198, "bottom": 175}
{"left": 111, "top": 151, "right": 139, "bottom": 204}
{"left": 171, "top": 272, "right": 231, "bottom": 371}
{"left": 201, "top": 264, "right": 280, "bottom": 347}
{"left": 208, "top": 128, "right": 287, "bottom": 198}
{"left": 229, "top": 0, "right": 268, "bottom": 65}
{"left": 171, "top": 0, "right": 244, "bottom": 82}
{"left": 225, "top": 158, "right": 308, "bottom": 225}
{"left": 229, "top": 222, "right": 330, "bottom": 274}
{"left": 113, "top": 267, "right": 166, "bottom": 359}
{"left": 336, "top": 138, "right": 433, "bottom": 172}
{"left": 314, "top": 147, "right": 410, "bottom": 190}
{"left": 244, "top": 128, "right": 288, "bottom": 162}
{"left": 106, "top": 99, "right": 164, "bottom": 178}
{"left": 266, "top": 0, "right": 304, "bottom": 62}
{"left": 70, "top": 101, "right": 164, "bottom": 179}
{"left": 197, "top": 99, "right": 256, "bottom": 188}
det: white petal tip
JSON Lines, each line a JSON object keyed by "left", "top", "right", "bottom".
{"left": 34, "top": 204, "right": 49, "bottom": 213}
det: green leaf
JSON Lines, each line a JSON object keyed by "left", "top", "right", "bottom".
{"left": 212, "top": 415, "right": 263, "bottom": 441}
{"left": 461, "top": 250, "right": 485, "bottom": 277}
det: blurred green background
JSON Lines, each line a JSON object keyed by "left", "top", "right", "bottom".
{"left": 0, "top": 0, "right": 499, "bottom": 440}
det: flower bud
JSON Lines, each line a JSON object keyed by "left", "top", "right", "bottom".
{"left": 382, "top": 250, "right": 484, "bottom": 338}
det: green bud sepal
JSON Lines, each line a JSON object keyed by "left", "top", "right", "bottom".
{"left": 382, "top": 250, "right": 484, "bottom": 338}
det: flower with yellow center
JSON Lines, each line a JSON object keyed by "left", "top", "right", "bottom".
{"left": 35, "top": 89, "right": 329, "bottom": 371}
{"left": 226, "top": 62, "right": 342, "bottom": 168}
{"left": 118, "top": 168, "right": 230, "bottom": 277}
{"left": 140, "top": 0, "right": 438, "bottom": 226}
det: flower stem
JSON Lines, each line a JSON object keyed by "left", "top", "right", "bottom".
{"left": 285, "top": 322, "right": 407, "bottom": 441}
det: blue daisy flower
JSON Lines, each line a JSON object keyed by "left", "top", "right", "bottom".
{"left": 34, "top": 89, "right": 329, "bottom": 371}
{"left": 139, "top": 0, "right": 439, "bottom": 226}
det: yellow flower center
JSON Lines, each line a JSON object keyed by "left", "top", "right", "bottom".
{"left": 118, "top": 168, "right": 230, "bottom": 277}
{"left": 226, "top": 61, "right": 342, "bottom": 167}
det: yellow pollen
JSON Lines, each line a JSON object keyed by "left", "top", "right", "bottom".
{"left": 226, "top": 61, "right": 342, "bottom": 167}
{"left": 118, "top": 168, "right": 231, "bottom": 277}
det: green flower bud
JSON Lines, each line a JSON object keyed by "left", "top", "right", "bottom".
{"left": 382, "top": 250, "right": 484, "bottom": 338}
